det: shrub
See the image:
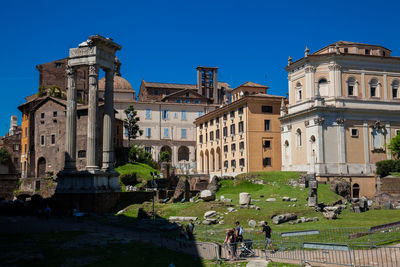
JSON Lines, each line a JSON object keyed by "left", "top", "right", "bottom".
{"left": 128, "top": 145, "right": 157, "bottom": 168}
{"left": 120, "top": 173, "right": 138, "bottom": 186}
{"left": 160, "top": 151, "right": 170, "bottom": 162}
{"left": 0, "top": 147, "right": 11, "bottom": 165}
{"left": 376, "top": 160, "right": 400, "bottom": 177}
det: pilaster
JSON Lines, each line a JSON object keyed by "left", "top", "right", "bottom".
{"left": 336, "top": 118, "right": 347, "bottom": 174}
{"left": 361, "top": 72, "right": 366, "bottom": 99}
{"left": 383, "top": 73, "right": 388, "bottom": 100}
{"left": 363, "top": 121, "right": 370, "bottom": 173}
{"left": 305, "top": 66, "right": 316, "bottom": 99}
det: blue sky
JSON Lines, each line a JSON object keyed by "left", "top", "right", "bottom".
{"left": 0, "top": 0, "right": 399, "bottom": 135}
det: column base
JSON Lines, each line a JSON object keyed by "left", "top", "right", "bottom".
{"left": 56, "top": 169, "right": 120, "bottom": 194}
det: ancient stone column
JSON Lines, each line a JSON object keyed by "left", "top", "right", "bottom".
{"left": 102, "top": 68, "right": 115, "bottom": 171}
{"left": 86, "top": 65, "right": 99, "bottom": 170}
{"left": 65, "top": 66, "right": 77, "bottom": 170}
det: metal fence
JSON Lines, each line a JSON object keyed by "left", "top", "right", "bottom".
{"left": 216, "top": 240, "right": 400, "bottom": 267}
{"left": 194, "top": 224, "right": 400, "bottom": 246}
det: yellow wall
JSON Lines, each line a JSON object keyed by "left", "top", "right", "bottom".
{"left": 345, "top": 121, "right": 365, "bottom": 164}
{"left": 20, "top": 112, "right": 29, "bottom": 173}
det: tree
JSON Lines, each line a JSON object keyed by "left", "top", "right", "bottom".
{"left": 160, "top": 151, "right": 170, "bottom": 162}
{"left": 124, "top": 105, "right": 143, "bottom": 146}
{"left": 0, "top": 147, "right": 11, "bottom": 165}
{"left": 388, "top": 133, "right": 400, "bottom": 159}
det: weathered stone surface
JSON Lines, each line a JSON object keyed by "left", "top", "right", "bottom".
{"left": 202, "top": 220, "right": 212, "bottom": 225}
{"left": 266, "top": 198, "right": 276, "bottom": 202}
{"left": 282, "top": 196, "right": 290, "bottom": 201}
{"left": 290, "top": 198, "right": 297, "bottom": 202}
{"left": 330, "top": 178, "right": 351, "bottom": 198}
{"left": 323, "top": 211, "right": 338, "bottom": 220}
{"left": 248, "top": 219, "right": 257, "bottom": 227}
{"left": 272, "top": 213, "right": 297, "bottom": 224}
{"left": 200, "top": 190, "right": 215, "bottom": 201}
{"left": 204, "top": 210, "right": 217, "bottom": 219}
{"left": 169, "top": 216, "right": 198, "bottom": 222}
{"left": 384, "top": 202, "right": 393, "bottom": 209}
{"left": 258, "top": 221, "right": 265, "bottom": 227}
{"left": 207, "top": 177, "right": 220, "bottom": 194}
{"left": 246, "top": 260, "right": 270, "bottom": 267}
{"left": 239, "top": 192, "right": 251, "bottom": 205}
{"left": 172, "top": 176, "right": 190, "bottom": 202}
{"left": 227, "top": 207, "right": 235, "bottom": 212}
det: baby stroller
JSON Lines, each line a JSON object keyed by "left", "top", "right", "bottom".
{"left": 238, "top": 239, "right": 255, "bottom": 257}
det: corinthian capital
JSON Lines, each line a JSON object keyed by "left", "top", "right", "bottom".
{"left": 66, "top": 66, "right": 75, "bottom": 76}
{"left": 336, "top": 118, "right": 345, "bottom": 125}
{"left": 328, "top": 64, "right": 341, "bottom": 71}
{"left": 88, "top": 65, "right": 99, "bottom": 76}
{"left": 314, "top": 117, "right": 325, "bottom": 125}
{"left": 305, "top": 65, "right": 316, "bottom": 73}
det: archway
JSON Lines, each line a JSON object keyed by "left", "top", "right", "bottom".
{"left": 210, "top": 148, "right": 215, "bottom": 172}
{"left": 352, "top": 183, "right": 360, "bottom": 198}
{"left": 216, "top": 147, "right": 221, "bottom": 171}
{"left": 37, "top": 157, "right": 46, "bottom": 177}
{"left": 160, "top": 145, "right": 172, "bottom": 162}
{"left": 178, "top": 146, "right": 189, "bottom": 161}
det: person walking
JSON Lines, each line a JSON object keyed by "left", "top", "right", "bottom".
{"left": 258, "top": 221, "right": 274, "bottom": 253}
{"left": 224, "top": 229, "right": 238, "bottom": 260}
{"left": 235, "top": 221, "right": 243, "bottom": 243}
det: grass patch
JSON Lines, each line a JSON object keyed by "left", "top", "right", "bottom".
{"left": 115, "top": 163, "right": 157, "bottom": 181}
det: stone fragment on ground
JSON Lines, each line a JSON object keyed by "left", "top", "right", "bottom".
{"left": 266, "top": 198, "right": 276, "bottom": 202}
{"left": 282, "top": 196, "right": 290, "bottom": 201}
{"left": 248, "top": 219, "right": 257, "bottom": 227}
{"left": 227, "top": 207, "right": 235, "bottom": 212}
{"left": 200, "top": 190, "right": 215, "bottom": 201}
{"left": 246, "top": 259, "right": 270, "bottom": 267}
{"left": 204, "top": 211, "right": 217, "bottom": 219}
{"left": 272, "top": 213, "right": 297, "bottom": 224}
{"left": 239, "top": 192, "right": 251, "bottom": 205}
{"left": 169, "top": 216, "right": 198, "bottom": 222}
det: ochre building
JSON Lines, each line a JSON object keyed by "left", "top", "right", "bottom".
{"left": 280, "top": 41, "right": 400, "bottom": 198}
{"left": 195, "top": 82, "right": 286, "bottom": 177}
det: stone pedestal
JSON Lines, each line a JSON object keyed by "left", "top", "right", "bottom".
{"left": 56, "top": 169, "right": 120, "bottom": 194}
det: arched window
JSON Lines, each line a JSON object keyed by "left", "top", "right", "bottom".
{"left": 370, "top": 78, "right": 379, "bottom": 98}
{"left": 318, "top": 78, "right": 328, "bottom": 97}
{"left": 347, "top": 77, "right": 357, "bottom": 96}
{"left": 352, "top": 183, "right": 360, "bottom": 198}
{"left": 392, "top": 80, "right": 399, "bottom": 99}
{"left": 295, "top": 82, "right": 302, "bottom": 101}
{"left": 296, "top": 128, "right": 302, "bottom": 147}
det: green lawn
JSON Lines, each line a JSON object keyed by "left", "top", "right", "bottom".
{"left": 115, "top": 162, "right": 157, "bottom": 180}
{"left": 118, "top": 171, "right": 400, "bottom": 244}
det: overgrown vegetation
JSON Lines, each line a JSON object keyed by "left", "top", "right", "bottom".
{"left": 160, "top": 150, "right": 170, "bottom": 162}
{"left": 0, "top": 147, "right": 11, "bottom": 165}
{"left": 128, "top": 145, "right": 156, "bottom": 168}
{"left": 116, "top": 162, "right": 157, "bottom": 189}
{"left": 376, "top": 160, "right": 400, "bottom": 177}
{"left": 388, "top": 133, "right": 400, "bottom": 159}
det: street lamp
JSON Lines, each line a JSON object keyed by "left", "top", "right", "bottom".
{"left": 150, "top": 171, "right": 158, "bottom": 221}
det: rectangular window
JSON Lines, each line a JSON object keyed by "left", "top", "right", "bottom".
{"left": 348, "top": 85, "right": 354, "bottom": 96}
{"left": 162, "top": 110, "right": 169, "bottom": 120}
{"left": 209, "top": 131, "right": 214, "bottom": 141}
{"left": 224, "top": 145, "right": 228, "bottom": 153}
{"left": 146, "top": 109, "right": 151, "bottom": 119}
{"left": 41, "top": 113, "right": 45, "bottom": 119}
{"left": 51, "top": 134, "right": 55, "bottom": 144}
{"left": 163, "top": 128, "right": 170, "bottom": 138}
{"left": 24, "top": 144, "right": 27, "bottom": 153}
{"left": 199, "top": 135, "right": 203, "bottom": 144}
{"left": 210, "top": 119, "right": 214, "bottom": 126}
{"left": 264, "top": 140, "right": 271, "bottom": 148}
{"left": 181, "top": 128, "right": 187, "bottom": 139}
{"left": 239, "top": 158, "right": 245, "bottom": 167}
{"left": 351, "top": 128, "right": 359, "bottom": 137}
{"left": 223, "top": 127, "right": 227, "bottom": 137}
{"left": 25, "top": 127, "right": 27, "bottom": 137}
{"left": 230, "top": 110, "right": 235, "bottom": 118}
{"left": 124, "top": 128, "right": 129, "bottom": 137}
{"left": 393, "top": 88, "right": 398, "bottom": 98}
{"left": 231, "top": 143, "right": 236, "bottom": 152}
{"left": 223, "top": 114, "right": 227, "bottom": 121}
{"left": 145, "top": 147, "right": 152, "bottom": 153}
{"left": 40, "top": 135, "right": 45, "bottom": 145}
{"left": 198, "top": 111, "right": 204, "bottom": 117}
{"left": 145, "top": 128, "right": 151, "bottom": 137}
{"left": 13, "top": 144, "right": 19, "bottom": 151}
{"left": 263, "top": 157, "right": 272, "bottom": 167}
{"left": 371, "top": 87, "right": 376, "bottom": 97}
{"left": 154, "top": 89, "right": 159, "bottom": 95}
{"left": 181, "top": 110, "right": 186, "bottom": 120}
{"left": 264, "top": 120, "right": 271, "bottom": 131}
{"left": 224, "top": 160, "right": 228, "bottom": 168}
{"left": 195, "top": 100, "right": 200, "bottom": 104}
{"left": 239, "top": 141, "right": 244, "bottom": 151}
{"left": 231, "top": 160, "right": 236, "bottom": 168}
{"left": 238, "top": 107, "right": 243, "bottom": 115}
{"left": 216, "top": 129, "right": 220, "bottom": 139}
{"left": 53, "top": 111, "right": 57, "bottom": 117}
{"left": 216, "top": 117, "right": 220, "bottom": 124}
{"left": 205, "top": 122, "right": 208, "bottom": 128}
{"left": 344, "top": 48, "right": 348, "bottom": 53}
{"left": 365, "top": 49, "right": 370, "bottom": 55}
{"left": 230, "top": 124, "right": 235, "bottom": 136}
{"left": 262, "top": 105, "right": 273, "bottom": 113}
{"left": 238, "top": 121, "right": 244, "bottom": 133}
{"left": 185, "top": 100, "right": 190, "bottom": 103}
{"left": 176, "top": 99, "right": 182, "bottom": 103}
{"left": 200, "top": 123, "right": 203, "bottom": 130}
{"left": 396, "top": 130, "right": 400, "bottom": 135}
{"left": 166, "top": 90, "right": 170, "bottom": 95}
{"left": 205, "top": 132, "right": 208, "bottom": 142}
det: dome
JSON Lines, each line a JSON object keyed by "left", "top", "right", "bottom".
{"left": 98, "top": 75, "right": 134, "bottom": 92}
